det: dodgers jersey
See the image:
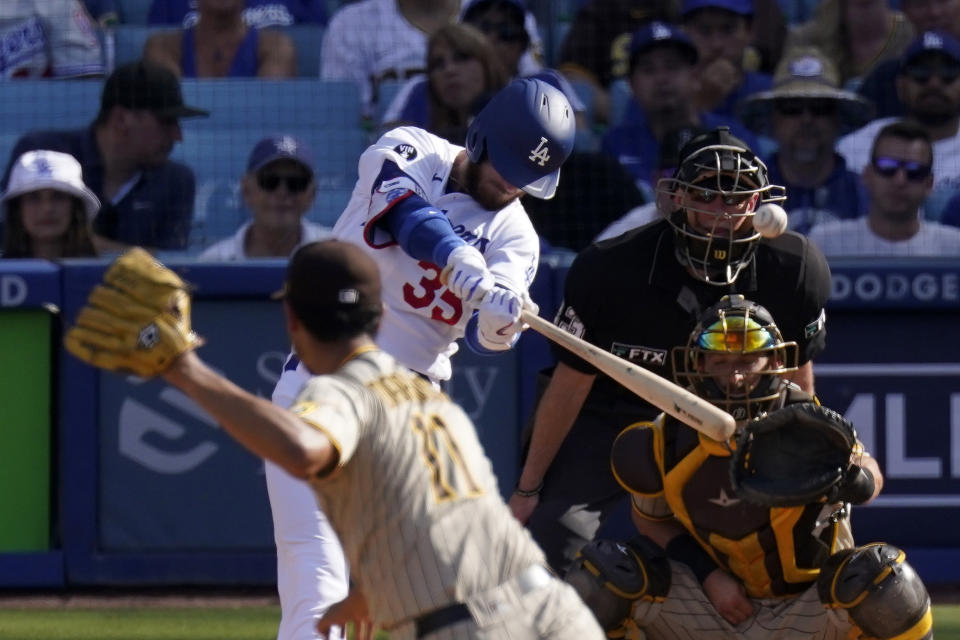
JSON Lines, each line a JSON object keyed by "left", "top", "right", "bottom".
{"left": 293, "top": 348, "right": 547, "bottom": 630}
{"left": 0, "top": 0, "right": 104, "bottom": 78}
{"left": 334, "top": 126, "right": 538, "bottom": 380}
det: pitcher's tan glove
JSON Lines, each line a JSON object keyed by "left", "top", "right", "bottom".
{"left": 64, "top": 248, "right": 203, "bottom": 377}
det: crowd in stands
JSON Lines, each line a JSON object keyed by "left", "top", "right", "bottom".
{"left": 3, "top": 0, "right": 960, "bottom": 259}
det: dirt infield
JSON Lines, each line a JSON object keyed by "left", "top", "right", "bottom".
{"left": 0, "top": 586, "right": 279, "bottom": 609}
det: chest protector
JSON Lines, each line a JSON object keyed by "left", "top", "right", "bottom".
{"left": 659, "top": 392, "right": 853, "bottom": 598}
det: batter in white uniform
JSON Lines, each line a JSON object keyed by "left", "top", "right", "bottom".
{"left": 267, "top": 78, "right": 576, "bottom": 639}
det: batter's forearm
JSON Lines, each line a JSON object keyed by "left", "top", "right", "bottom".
{"left": 163, "top": 352, "right": 336, "bottom": 479}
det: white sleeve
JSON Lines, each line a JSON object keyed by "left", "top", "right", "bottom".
{"left": 485, "top": 205, "right": 540, "bottom": 295}
{"left": 44, "top": 0, "right": 104, "bottom": 77}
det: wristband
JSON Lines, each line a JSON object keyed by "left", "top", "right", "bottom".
{"left": 665, "top": 534, "right": 718, "bottom": 583}
{"left": 513, "top": 481, "right": 544, "bottom": 497}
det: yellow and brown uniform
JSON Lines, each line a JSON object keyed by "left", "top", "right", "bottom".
{"left": 611, "top": 390, "right": 854, "bottom": 599}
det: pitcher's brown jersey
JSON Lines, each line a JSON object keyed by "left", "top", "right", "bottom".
{"left": 292, "top": 347, "right": 546, "bottom": 627}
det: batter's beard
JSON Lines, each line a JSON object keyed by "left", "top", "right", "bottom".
{"left": 464, "top": 161, "right": 520, "bottom": 211}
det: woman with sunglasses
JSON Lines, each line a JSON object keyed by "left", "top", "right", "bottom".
{"left": 199, "top": 136, "right": 331, "bottom": 260}
{"left": 1, "top": 150, "right": 99, "bottom": 260}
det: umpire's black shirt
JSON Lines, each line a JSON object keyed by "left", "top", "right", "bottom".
{"left": 553, "top": 219, "right": 831, "bottom": 422}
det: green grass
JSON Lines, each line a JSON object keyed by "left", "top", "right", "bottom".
{"left": 937, "top": 604, "right": 960, "bottom": 639}
{"left": 0, "top": 607, "right": 280, "bottom": 640}
{"left": 0, "top": 605, "right": 955, "bottom": 639}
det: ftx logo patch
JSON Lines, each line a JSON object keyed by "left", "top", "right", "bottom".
{"left": 610, "top": 342, "right": 667, "bottom": 367}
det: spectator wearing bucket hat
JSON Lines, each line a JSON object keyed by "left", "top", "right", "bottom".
{"left": 838, "top": 31, "right": 960, "bottom": 222}
{"left": 1, "top": 149, "right": 99, "bottom": 259}
{"left": 1, "top": 60, "right": 209, "bottom": 253}
{"left": 601, "top": 21, "right": 761, "bottom": 195}
{"left": 858, "top": 0, "right": 960, "bottom": 118}
{"left": 739, "top": 47, "right": 871, "bottom": 233}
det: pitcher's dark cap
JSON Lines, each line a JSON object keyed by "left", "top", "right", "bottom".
{"left": 274, "top": 240, "right": 382, "bottom": 313}
{"left": 100, "top": 60, "right": 209, "bottom": 119}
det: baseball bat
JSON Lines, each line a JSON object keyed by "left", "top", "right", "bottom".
{"left": 520, "top": 310, "right": 737, "bottom": 441}
{"left": 438, "top": 266, "right": 735, "bottom": 439}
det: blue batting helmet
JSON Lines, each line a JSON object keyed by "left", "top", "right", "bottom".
{"left": 465, "top": 78, "right": 575, "bottom": 199}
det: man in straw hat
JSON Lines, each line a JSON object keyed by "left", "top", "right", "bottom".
{"left": 739, "top": 47, "right": 873, "bottom": 233}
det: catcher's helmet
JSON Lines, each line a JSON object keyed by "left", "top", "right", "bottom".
{"left": 672, "top": 295, "right": 798, "bottom": 421}
{"left": 465, "top": 77, "right": 575, "bottom": 200}
{"left": 656, "top": 127, "right": 786, "bottom": 285}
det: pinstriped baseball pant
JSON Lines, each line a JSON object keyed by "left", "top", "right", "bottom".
{"left": 631, "top": 562, "right": 853, "bottom": 640}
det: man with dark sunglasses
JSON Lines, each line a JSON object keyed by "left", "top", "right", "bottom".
{"left": 859, "top": 0, "right": 960, "bottom": 118}
{"left": 199, "top": 136, "right": 331, "bottom": 260}
{"left": 738, "top": 47, "right": 872, "bottom": 233}
{"left": 811, "top": 120, "right": 960, "bottom": 255}
{"left": 839, "top": 30, "right": 960, "bottom": 222}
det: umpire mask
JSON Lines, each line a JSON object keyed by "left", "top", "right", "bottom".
{"left": 657, "top": 128, "right": 785, "bottom": 285}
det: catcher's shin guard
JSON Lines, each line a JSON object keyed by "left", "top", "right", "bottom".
{"left": 564, "top": 537, "right": 670, "bottom": 637}
{"left": 817, "top": 543, "right": 932, "bottom": 640}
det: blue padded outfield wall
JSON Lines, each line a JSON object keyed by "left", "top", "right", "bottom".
{"left": 0, "top": 256, "right": 957, "bottom": 587}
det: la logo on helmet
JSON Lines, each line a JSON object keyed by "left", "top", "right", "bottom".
{"left": 528, "top": 137, "right": 550, "bottom": 166}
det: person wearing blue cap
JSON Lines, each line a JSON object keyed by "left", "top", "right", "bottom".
{"left": 839, "top": 30, "right": 960, "bottom": 223}
{"left": 265, "top": 77, "right": 576, "bottom": 640}
{"left": 858, "top": 0, "right": 960, "bottom": 118}
{"left": 600, "top": 21, "right": 762, "bottom": 197}
{"left": 680, "top": 0, "right": 773, "bottom": 121}
{"left": 199, "top": 136, "right": 332, "bottom": 260}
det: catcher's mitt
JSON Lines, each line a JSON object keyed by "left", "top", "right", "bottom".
{"left": 64, "top": 248, "right": 202, "bottom": 377}
{"left": 730, "top": 402, "right": 862, "bottom": 508}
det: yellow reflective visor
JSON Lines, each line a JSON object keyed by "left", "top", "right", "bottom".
{"left": 697, "top": 316, "right": 775, "bottom": 352}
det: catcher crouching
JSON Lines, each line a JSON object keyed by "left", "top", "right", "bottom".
{"left": 565, "top": 295, "right": 932, "bottom": 640}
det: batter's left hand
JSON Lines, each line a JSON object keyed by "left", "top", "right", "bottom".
{"left": 318, "top": 588, "right": 373, "bottom": 640}
{"left": 477, "top": 288, "right": 532, "bottom": 351}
